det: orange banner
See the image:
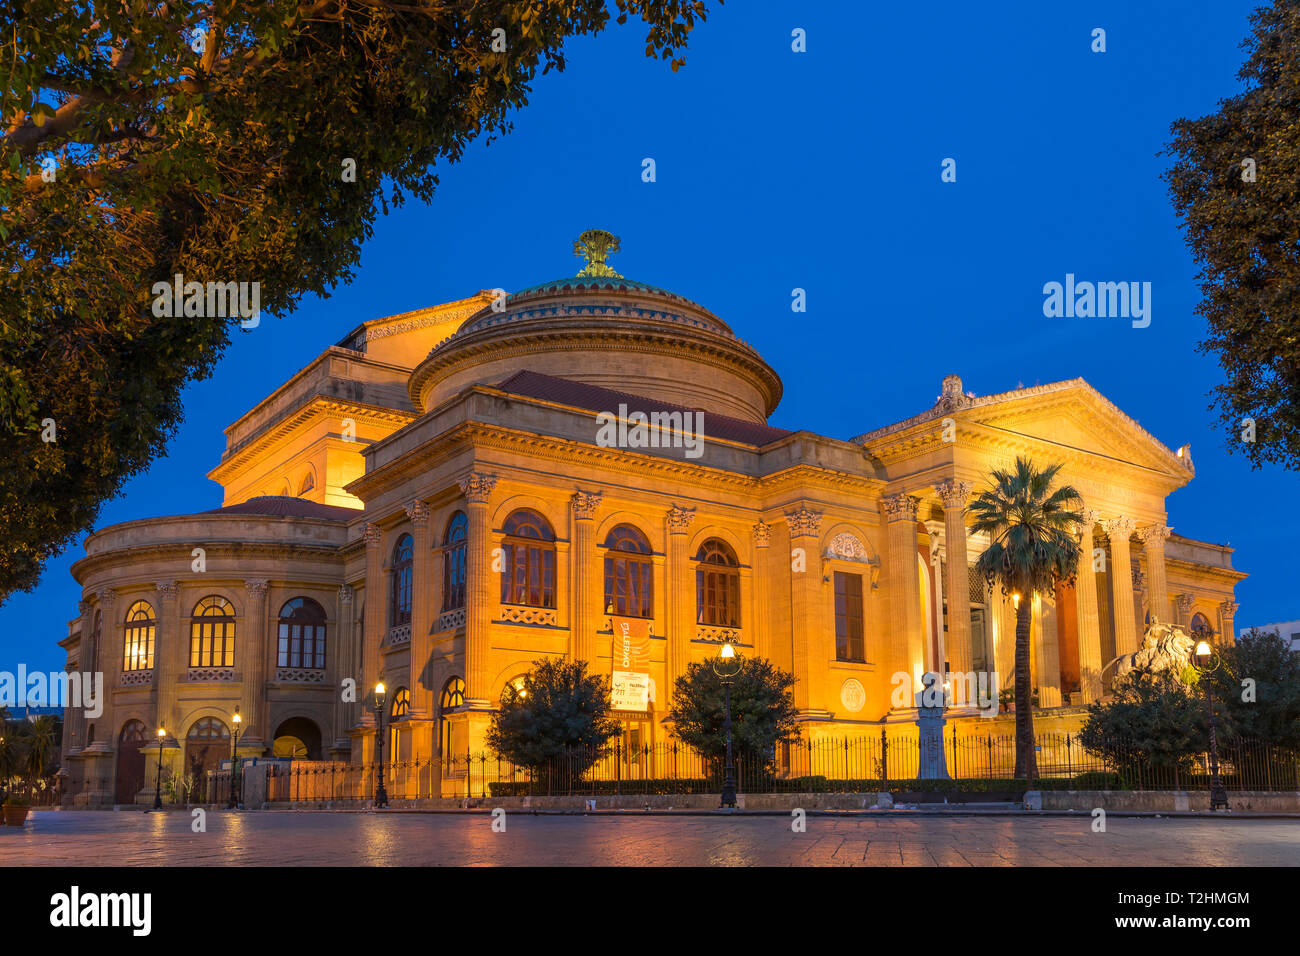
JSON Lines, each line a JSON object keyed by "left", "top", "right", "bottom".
{"left": 611, "top": 616, "right": 652, "bottom": 711}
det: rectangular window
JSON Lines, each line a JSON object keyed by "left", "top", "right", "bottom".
{"left": 834, "top": 571, "right": 864, "bottom": 661}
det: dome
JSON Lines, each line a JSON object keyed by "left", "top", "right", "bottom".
{"left": 407, "top": 232, "right": 783, "bottom": 424}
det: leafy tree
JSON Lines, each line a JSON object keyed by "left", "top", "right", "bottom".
{"left": 0, "top": 0, "right": 716, "bottom": 601}
{"left": 970, "top": 456, "right": 1082, "bottom": 780}
{"left": 666, "top": 655, "right": 800, "bottom": 768}
{"left": 486, "top": 657, "right": 621, "bottom": 775}
{"left": 1164, "top": 0, "right": 1300, "bottom": 470}
{"left": 1078, "top": 670, "right": 1206, "bottom": 775}
{"left": 1206, "top": 628, "right": 1300, "bottom": 747}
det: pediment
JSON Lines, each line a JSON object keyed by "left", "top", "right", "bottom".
{"left": 959, "top": 380, "right": 1190, "bottom": 480}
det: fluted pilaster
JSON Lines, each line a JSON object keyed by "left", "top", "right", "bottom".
{"left": 881, "top": 493, "right": 924, "bottom": 701}
{"left": 786, "top": 508, "right": 823, "bottom": 713}
{"left": 936, "top": 480, "right": 973, "bottom": 676}
{"left": 1104, "top": 516, "right": 1139, "bottom": 658}
{"left": 1075, "top": 510, "right": 1104, "bottom": 701}
{"left": 665, "top": 505, "right": 696, "bottom": 696}
{"left": 460, "top": 473, "right": 498, "bottom": 706}
{"left": 570, "top": 490, "right": 602, "bottom": 664}
{"left": 242, "top": 578, "right": 270, "bottom": 746}
{"left": 1138, "top": 524, "right": 1172, "bottom": 624}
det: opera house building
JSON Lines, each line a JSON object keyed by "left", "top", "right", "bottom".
{"left": 56, "top": 236, "right": 1245, "bottom": 803}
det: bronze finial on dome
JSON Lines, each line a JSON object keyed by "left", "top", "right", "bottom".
{"left": 573, "top": 229, "right": 623, "bottom": 278}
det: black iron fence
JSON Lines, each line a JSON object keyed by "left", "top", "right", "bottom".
{"left": 245, "top": 733, "right": 1300, "bottom": 802}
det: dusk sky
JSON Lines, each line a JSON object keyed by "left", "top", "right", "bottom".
{"left": 3, "top": 0, "right": 1287, "bottom": 674}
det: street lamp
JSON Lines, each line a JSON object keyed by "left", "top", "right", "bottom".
{"left": 227, "top": 708, "right": 241, "bottom": 810}
{"left": 711, "top": 642, "right": 742, "bottom": 809}
{"left": 1193, "top": 640, "right": 1229, "bottom": 811}
{"left": 153, "top": 726, "right": 165, "bottom": 810}
{"left": 373, "top": 682, "right": 389, "bottom": 808}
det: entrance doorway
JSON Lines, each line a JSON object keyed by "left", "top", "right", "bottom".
{"left": 115, "top": 720, "right": 147, "bottom": 804}
{"left": 185, "top": 717, "right": 231, "bottom": 801}
{"left": 615, "top": 713, "right": 653, "bottom": 781}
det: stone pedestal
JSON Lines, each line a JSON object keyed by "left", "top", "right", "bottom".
{"left": 915, "top": 673, "right": 950, "bottom": 779}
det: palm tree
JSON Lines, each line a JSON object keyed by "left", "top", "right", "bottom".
{"left": 970, "top": 457, "right": 1083, "bottom": 780}
{"left": 24, "top": 715, "right": 58, "bottom": 796}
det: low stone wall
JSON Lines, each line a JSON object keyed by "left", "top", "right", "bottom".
{"left": 1036, "top": 790, "right": 1300, "bottom": 812}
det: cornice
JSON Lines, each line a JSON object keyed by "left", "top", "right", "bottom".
{"left": 71, "top": 539, "right": 346, "bottom": 583}
{"left": 408, "top": 319, "right": 782, "bottom": 417}
{"left": 208, "top": 396, "right": 414, "bottom": 484}
{"left": 854, "top": 379, "right": 1191, "bottom": 484}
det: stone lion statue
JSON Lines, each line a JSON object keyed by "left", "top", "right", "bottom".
{"left": 1111, "top": 619, "right": 1196, "bottom": 684}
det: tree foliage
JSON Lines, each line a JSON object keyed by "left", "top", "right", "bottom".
{"left": 486, "top": 657, "right": 621, "bottom": 771}
{"left": 969, "top": 456, "right": 1082, "bottom": 779}
{"left": 1078, "top": 670, "right": 1206, "bottom": 773}
{"left": 1164, "top": 0, "right": 1300, "bottom": 470}
{"left": 0, "top": 0, "right": 716, "bottom": 600}
{"left": 666, "top": 655, "right": 800, "bottom": 766}
{"left": 1206, "top": 628, "right": 1300, "bottom": 747}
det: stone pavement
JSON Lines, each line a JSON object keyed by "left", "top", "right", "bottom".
{"left": 1, "top": 809, "right": 1296, "bottom": 865}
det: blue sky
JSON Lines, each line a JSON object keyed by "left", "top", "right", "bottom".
{"left": 3, "top": 0, "right": 1289, "bottom": 675}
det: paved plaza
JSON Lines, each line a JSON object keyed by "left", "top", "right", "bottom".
{"left": 0, "top": 810, "right": 1295, "bottom": 866}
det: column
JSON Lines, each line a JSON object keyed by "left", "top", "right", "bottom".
{"left": 332, "top": 585, "right": 354, "bottom": 754}
{"left": 70, "top": 599, "right": 95, "bottom": 754}
{"left": 936, "top": 480, "right": 973, "bottom": 676}
{"left": 1075, "top": 510, "right": 1104, "bottom": 702}
{"left": 1034, "top": 594, "right": 1062, "bottom": 707}
{"left": 882, "top": 493, "right": 924, "bottom": 703}
{"left": 242, "top": 578, "right": 269, "bottom": 751}
{"left": 1218, "top": 600, "right": 1239, "bottom": 646}
{"left": 786, "top": 508, "right": 823, "bottom": 715}
{"left": 665, "top": 505, "right": 696, "bottom": 695}
{"left": 459, "top": 472, "right": 498, "bottom": 707}
{"left": 406, "top": 500, "right": 433, "bottom": 719}
{"left": 750, "top": 521, "right": 772, "bottom": 660}
{"left": 994, "top": 590, "right": 1016, "bottom": 695}
{"left": 1138, "top": 524, "right": 1172, "bottom": 624}
{"left": 1176, "top": 593, "right": 1195, "bottom": 628}
{"left": 154, "top": 581, "right": 180, "bottom": 733}
{"left": 1104, "top": 516, "right": 1139, "bottom": 658}
{"left": 361, "top": 523, "right": 383, "bottom": 723}
{"left": 570, "top": 490, "right": 603, "bottom": 664}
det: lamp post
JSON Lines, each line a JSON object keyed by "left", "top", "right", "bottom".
{"left": 227, "top": 708, "right": 242, "bottom": 810}
{"left": 1193, "top": 640, "right": 1229, "bottom": 811}
{"left": 711, "top": 642, "right": 742, "bottom": 808}
{"left": 153, "top": 726, "right": 165, "bottom": 810}
{"left": 373, "top": 682, "right": 389, "bottom": 808}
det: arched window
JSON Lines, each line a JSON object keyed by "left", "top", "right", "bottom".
{"left": 123, "top": 601, "right": 156, "bottom": 672}
{"left": 278, "top": 598, "right": 326, "bottom": 669}
{"left": 389, "top": 686, "right": 411, "bottom": 763}
{"left": 439, "top": 676, "right": 466, "bottom": 758}
{"left": 89, "top": 609, "right": 101, "bottom": 672}
{"left": 1190, "top": 613, "right": 1215, "bottom": 641}
{"left": 500, "top": 510, "right": 556, "bottom": 608}
{"left": 190, "top": 596, "right": 236, "bottom": 668}
{"left": 442, "top": 511, "right": 468, "bottom": 612}
{"left": 390, "top": 533, "right": 413, "bottom": 626}
{"left": 696, "top": 538, "right": 741, "bottom": 627}
{"left": 187, "top": 717, "right": 230, "bottom": 742}
{"left": 298, "top": 471, "right": 315, "bottom": 496}
{"left": 391, "top": 686, "right": 410, "bottom": 719}
{"left": 85, "top": 723, "right": 95, "bottom": 745}
{"left": 604, "top": 525, "right": 653, "bottom": 618}
{"left": 441, "top": 677, "right": 466, "bottom": 711}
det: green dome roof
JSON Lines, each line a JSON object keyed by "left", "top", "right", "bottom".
{"left": 507, "top": 275, "right": 684, "bottom": 301}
